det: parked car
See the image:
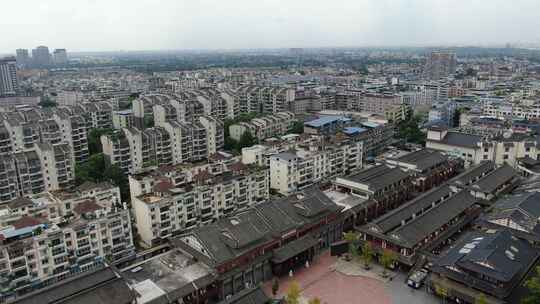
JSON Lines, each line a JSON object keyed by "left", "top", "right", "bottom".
{"left": 407, "top": 269, "right": 428, "bottom": 289}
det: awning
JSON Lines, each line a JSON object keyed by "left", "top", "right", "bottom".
{"left": 272, "top": 235, "right": 318, "bottom": 263}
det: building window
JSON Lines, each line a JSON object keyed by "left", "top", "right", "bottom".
{"left": 503, "top": 155, "right": 509, "bottom": 160}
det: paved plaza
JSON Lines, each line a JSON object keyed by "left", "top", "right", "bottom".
{"left": 263, "top": 251, "right": 439, "bottom": 304}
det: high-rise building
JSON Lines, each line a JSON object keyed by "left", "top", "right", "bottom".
{"left": 32, "top": 45, "right": 51, "bottom": 66}
{"left": 423, "top": 51, "right": 457, "bottom": 80}
{"left": 0, "top": 57, "right": 18, "bottom": 97}
{"left": 15, "top": 48, "right": 30, "bottom": 68}
{"left": 53, "top": 48, "right": 68, "bottom": 65}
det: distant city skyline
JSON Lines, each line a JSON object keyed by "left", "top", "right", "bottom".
{"left": 2, "top": 0, "right": 540, "bottom": 53}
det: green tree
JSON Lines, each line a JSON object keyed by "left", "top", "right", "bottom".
{"left": 308, "top": 297, "right": 321, "bottom": 304}
{"left": 523, "top": 266, "right": 540, "bottom": 304}
{"left": 38, "top": 96, "right": 57, "bottom": 108}
{"left": 238, "top": 131, "right": 257, "bottom": 150}
{"left": 396, "top": 114, "right": 426, "bottom": 145}
{"left": 288, "top": 121, "right": 304, "bottom": 134}
{"left": 361, "top": 242, "right": 374, "bottom": 270}
{"left": 144, "top": 116, "right": 154, "bottom": 128}
{"left": 88, "top": 128, "right": 114, "bottom": 156}
{"left": 285, "top": 281, "right": 302, "bottom": 304}
{"left": 75, "top": 153, "right": 131, "bottom": 202}
{"left": 434, "top": 284, "right": 448, "bottom": 300}
{"left": 271, "top": 277, "right": 280, "bottom": 298}
{"left": 224, "top": 136, "right": 238, "bottom": 152}
{"left": 343, "top": 231, "right": 359, "bottom": 259}
{"left": 475, "top": 293, "right": 487, "bottom": 304}
{"left": 379, "top": 249, "right": 397, "bottom": 277}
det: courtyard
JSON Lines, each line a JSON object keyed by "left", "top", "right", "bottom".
{"left": 263, "top": 251, "right": 439, "bottom": 304}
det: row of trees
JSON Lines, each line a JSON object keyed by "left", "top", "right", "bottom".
{"left": 343, "top": 231, "right": 396, "bottom": 277}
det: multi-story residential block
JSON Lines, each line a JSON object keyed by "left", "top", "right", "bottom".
{"left": 269, "top": 139, "right": 363, "bottom": 195}
{"left": 52, "top": 49, "right": 68, "bottom": 65}
{"left": 428, "top": 100, "right": 457, "bottom": 127}
{"left": 54, "top": 109, "right": 89, "bottom": 163}
{"left": 112, "top": 110, "right": 134, "bottom": 129}
{"left": 198, "top": 116, "right": 224, "bottom": 155}
{"left": 15, "top": 49, "right": 30, "bottom": 68}
{"left": 31, "top": 46, "right": 51, "bottom": 66}
{"left": 231, "top": 86, "right": 296, "bottom": 115}
{"left": 0, "top": 183, "right": 133, "bottom": 298}
{"left": 482, "top": 101, "right": 540, "bottom": 120}
{"left": 131, "top": 161, "right": 269, "bottom": 247}
{"left": 426, "top": 126, "right": 540, "bottom": 167}
{"left": 229, "top": 112, "right": 295, "bottom": 141}
{"left": 77, "top": 102, "right": 114, "bottom": 130}
{"left": 56, "top": 91, "right": 84, "bottom": 107}
{"left": 423, "top": 51, "right": 457, "bottom": 80}
{"left": 35, "top": 143, "right": 75, "bottom": 191}
{"left": 123, "top": 127, "right": 173, "bottom": 172}
{"left": 100, "top": 131, "right": 132, "bottom": 174}
{"left": 0, "top": 57, "right": 18, "bottom": 97}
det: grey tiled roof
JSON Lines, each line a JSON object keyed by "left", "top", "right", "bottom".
{"left": 13, "top": 267, "right": 134, "bottom": 304}
{"left": 470, "top": 164, "right": 518, "bottom": 194}
{"left": 389, "top": 191, "right": 478, "bottom": 248}
{"left": 434, "top": 230, "right": 537, "bottom": 284}
{"left": 344, "top": 165, "right": 410, "bottom": 192}
{"left": 438, "top": 131, "right": 482, "bottom": 148}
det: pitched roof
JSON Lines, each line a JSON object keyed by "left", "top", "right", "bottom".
{"left": 435, "top": 230, "right": 537, "bottom": 284}
{"left": 470, "top": 164, "right": 518, "bottom": 194}
{"left": 438, "top": 131, "right": 482, "bottom": 148}
{"left": 343, "top": 165, "right": 410, "bottom": 192}
{"left": 13, "top": 267, "right": 135, "bottom": 304}
{"left": 12, "top": 216, "right": 43, "bottom": 230}
{"left": 389, "top": 191, "right": 478, "bottom": 248}
{"left": 73, "top": 200, "right": 103, "bottom": 215}
{"left": 394, "top": 149, "right": 448, "bottom": 171}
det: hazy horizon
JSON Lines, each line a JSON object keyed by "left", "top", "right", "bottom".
{"left": 2, "top": 0, "right": 540, "bottom": 54}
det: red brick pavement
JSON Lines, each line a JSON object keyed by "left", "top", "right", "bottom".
{"left": 263, "top": 251, "right": 391, "bottom": 304}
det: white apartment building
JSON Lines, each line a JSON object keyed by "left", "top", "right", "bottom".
{"left": 198, "top": 116, "right": 224, "bottom": 155}
{"left": 35, "top": 143, "right": 75, "bottom": 192}
{"left": 483, "top": 102, "right": 540, "bottom": 120}
{"left": 232, "top": 86, "right": 296, "bottom": 114}
{"left": 0, "top": 144, "right": 77, "bottom": 204}
{"left": 56, "top": 91, "right": 84, "bottom": 107}
{"left": 269, "top": 140, "right": 363, "bottom": 195}
{"left": 0, "top": 183, "right": 133, "bottom": 296}
{"left": 123, "top": 127, "right": 173, "bottom": 172}
{"left": 426, "top": 127, "right": 540, "bottom": 167}
{"left": 131, "top": 161, "right": 269, "bottom": 247}
{"left": 112, "top": 110, "right": 134, "bottom": 129}
{"left": 229, "top": 112, "right": 295, "bottom": 141}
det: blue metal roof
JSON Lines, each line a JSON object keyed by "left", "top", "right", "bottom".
{"left": 1, "top": 224, "right": 46, "bottom": 239}
{"left": 304, "top": 116, "right": 350, "bottom": 128}
{"left": 343, "top": 127, "right": 367, "bottom": 135}
{"left": 361, "top": 122, "right": 380, "bottom": 128}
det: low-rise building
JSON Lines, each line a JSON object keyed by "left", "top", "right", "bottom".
{"left": 174, "top": 187, "right": 344, "bottom": 301}
{"left": 430, "top": 229, "right": 539, "bottom": 302}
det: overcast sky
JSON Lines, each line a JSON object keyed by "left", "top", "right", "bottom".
{"left": 2, "top": 0, "right": 540, "bottom": 53}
